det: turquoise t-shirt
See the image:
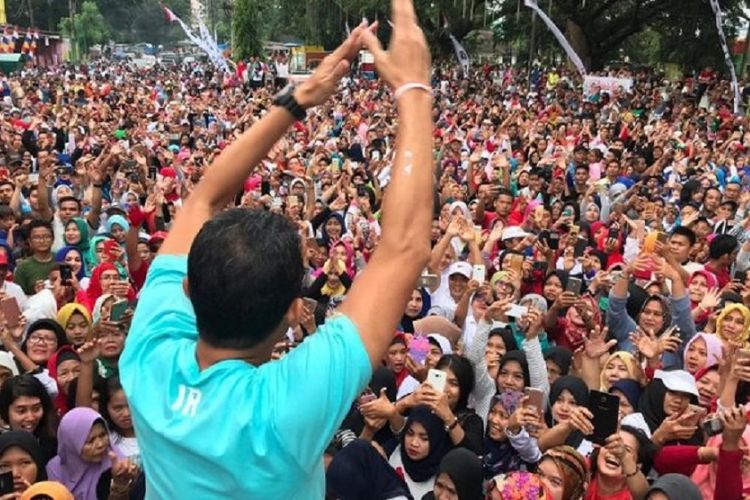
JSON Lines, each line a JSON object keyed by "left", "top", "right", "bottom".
{"left": 120, "top": 255, "right": 372, "bottom": 499}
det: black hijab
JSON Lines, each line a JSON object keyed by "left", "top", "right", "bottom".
{"left": 22, "top": 319, "right": 68, "bottom": 367}
{"left": 498, "top": 351, "right": 530, "bottom": 388}
{"left": 400, "top": 406, "right": 452, "bottom": 482}
{"left": 638, "top": 379, "right": 702, "bottom": 445}
{"left": 546, "top": 376, "right": 589, "bottom": 448}
{"left": 544, "top": 347, "right": 573, "bottom": 377}
{"left": 423, "top": 448, "right": 483, "bottom": 500}
{"left": 0, "top": 431, "right": 47, "bottom": 482}
{"left": 326, "top": 439, "right": 412, "bottom": 500}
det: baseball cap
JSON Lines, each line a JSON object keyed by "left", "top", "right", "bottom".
{"left": 148, "top": 231, "right": 168, "bottom": 245}
{"left": 655, "top": 369, "right": 699, "bottom": 398}
{"left": 501, "top": 226, "right": 530, "bottom": 241}
{"left": 447, "top": 261, "right": 472, "bottom": 279}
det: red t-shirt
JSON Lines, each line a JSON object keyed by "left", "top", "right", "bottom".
{"left": 584, "top": 477, "right": 632, "bottom": 500}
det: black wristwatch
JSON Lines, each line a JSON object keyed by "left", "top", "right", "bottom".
{"left": 273, "top": 84, "right": 307, "bottom": 121}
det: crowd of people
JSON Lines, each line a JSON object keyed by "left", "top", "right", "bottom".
{"left": 0, "top": 2, "right": 742, "bottom": 497}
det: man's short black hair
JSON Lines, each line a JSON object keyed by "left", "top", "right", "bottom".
{"left": 0, "top": 179, "right": 13, "bottom": 190}
{"left": 709, "top": 233, "right": 738, "bottom": 260}
{"left": 57, "top": 196, "right": 81, "bottom": 209}
{"left": 670, "top": 226, "right": 696, "bottom": 246}
{"left": 0, "top": 204, "right": 14, "bottom": 220}
{"left": 496, "top": 187, "right": 513, "bottom": 199}
{"left": 27, "top": 218, "right": 53, "bottom": 236}
{"left": 187, "top": 209, "right": 304, "bottom": 349}
{"left": 575, "top": 164, "right": 589, "bottom": 173}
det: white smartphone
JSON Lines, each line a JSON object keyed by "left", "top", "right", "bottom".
{"left": 472, "top": 264, "right": 486, "bottom": 283}
{"left": 427, "top": 368, "right": 447, "bottom": 393}
{"left": 505, "top": 304, "right": 529, "bottom": 318}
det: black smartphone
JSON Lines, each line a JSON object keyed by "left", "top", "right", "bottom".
{"left": 548, "top": 233, "right": 559, "bottom": 250}
{"left": 59, "top": 264, "right": 72, "bottom": 284}
{"left": 574, "top": 237, "right": 588, "bottom": 258}
{"left": 0, "top": 470, "right": 12, "bottom": 494}
{"left": 587, "top": 390, "right": 619, "bottom": 445}
{"left": 566, "top": 276, "right": 583, "bottom": 295}
{"left": 608, "top": 226, "right": 619, "bottom": 239}
{"left": 735, "top": 270, "right": 747, "bottom": 284}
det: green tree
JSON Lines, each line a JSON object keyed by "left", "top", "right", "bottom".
{"left": 59, "top": 0, "right": 111, "bottom": 58}
{"left": 492, "top": 0, "right": 745, "bottom": 70}
{"left": 233, "top": 0, "right": 263, "bottom": 58}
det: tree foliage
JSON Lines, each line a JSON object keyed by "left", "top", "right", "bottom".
{"left": 492, "top": 0, "right": 746, "bottom": 70}
{"left": 232, "top": 0, "right": 263, "bottom": 59}
{"left": 59, "top": 0, "right": 111, "bottom": 54}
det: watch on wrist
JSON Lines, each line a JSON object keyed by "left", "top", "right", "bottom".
{"left": 273, "top": 84, "right": 307, "bottom": 121}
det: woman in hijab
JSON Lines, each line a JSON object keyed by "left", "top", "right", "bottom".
{"left": 0, "top": 431, "right": 48, "bottom": 495}
{"left": 544, "top": 347, "right": 572, "bottom": 386}
{"left": 81, "top": 264, "right": 133, "bottom": 313}
{"left": 63, "top": 218, "right": 90, "bottom": 256}
{"left": 56, "top": 304, "right": 91, "bottom": 347}
{"left": 105, "top": 216, "right": 129, "bottom": 247}
{"left": 400, "top": 288, "right": 430, "bottom": 333}
{"left": 423, "top": 448, "right": 483, "bottom": 500}
{"left": 46, "top": 346, "right": 81, "bottom": 416}
{"left": 537, "top": 445, "right": 590, "bottom": 500}
{"left": 683, "top": 332, "right": 723, "bottom": 375}
{"left": 687, "top": 270, "right": 719, "bottom": 328}
{"left": 46, "top": 407, "right": 132, "bottom": 500}
{"left": 646, "top": 473, "right": 702, "bottom": 500}
{"left": 639, "top": 376, "right": 702, "bottom": 447}
{"left": 326, "top": 439, "right": 411, "bottom": 500}
{"left": 599, "top": 352, "right": 641, "bottom": 391}
{"left": 55, "top": 246, "right": 88, "bottom": 288}
{"left": 511, "top": 294, "right": 551, "bottom": 352}
{"left": 608, "top": 379, "right": 642, "bottom": 423}
{"left": 694, "top": 364, "right": 720, "bottom": 409}
{"left": 85, "top": 236, "right": 108, "bottom": 271}
{"left": 715, "top": 303, "right": 750, "bottom": 346}
{"left": 387, "top": 406, "right": 452, "bottom": 499}
{"left": 543, "top": 376, "right": 592, "bottom": 455}
{"left": 321, "top": 212, "right": 347, "bottom": 249}
{"left": 483, "top": 390, "right": 542, "bottom": 479}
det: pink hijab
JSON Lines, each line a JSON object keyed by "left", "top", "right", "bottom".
{"left": 689, "top": 270, "right": 719, "bottom": 324}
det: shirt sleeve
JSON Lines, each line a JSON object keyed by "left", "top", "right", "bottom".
{"left": 265, "top": 315, "right": 371, "bottom": 474}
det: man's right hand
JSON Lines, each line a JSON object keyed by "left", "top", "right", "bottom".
{"left": 360, "top": 0, "right": 431, "bottom": 89}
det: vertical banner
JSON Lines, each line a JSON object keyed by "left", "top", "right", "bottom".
{"left": 448, "top": 33, "right": 470, "bottom": 75}
{"left": 0, "top": 0, "right": 6, "bottom": 25}
{"left": 523, "top": 0, "right": 586, "bottom": 76}
{"left": 708, "top": 0, "right": 741, "bottom": 114}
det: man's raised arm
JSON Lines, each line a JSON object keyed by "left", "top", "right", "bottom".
{"left": 339, "top": 0, "right": 434, "bottom": 368}
{"left": 158, "top": 25, "right": 372, "bottom": 256}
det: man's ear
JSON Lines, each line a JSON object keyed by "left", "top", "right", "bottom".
{"left": 183, "top": 277, "right": 190, "bottom": 299}
{"left": 284, "top": 297, "right": 304, "bottom": 329}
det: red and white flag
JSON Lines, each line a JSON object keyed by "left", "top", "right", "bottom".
{"left": 162, "top": 5, "right": 178, "bottom": 23}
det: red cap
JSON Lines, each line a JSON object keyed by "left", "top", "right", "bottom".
{"left": 148, "top": 231, "right": 168, "bottom": 245}
{"left": 160, "top": 167, "right": 177, "bottom": 179}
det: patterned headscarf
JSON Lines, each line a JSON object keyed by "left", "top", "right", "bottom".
{"left": 540, "top": 446, "right": 589, "bottom": 500}
{"left": 489, "top": 471, "right": 551, "bottom": 499}
{"left": 599, "top": 351, "right": 641, "bottom": 391}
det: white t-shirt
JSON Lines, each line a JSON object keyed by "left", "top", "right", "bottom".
{"left": 275, "top": 62, "right": 289, "bottom": 78}
{"left": 1, "top": 281, "right": 27, "bottom": 310}
{"left": 388, "top": 446, "right": 434, "bottom": 499}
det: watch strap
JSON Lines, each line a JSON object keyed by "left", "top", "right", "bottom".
{"left": 273, "top": 85, "right": 306, "bottom": 121}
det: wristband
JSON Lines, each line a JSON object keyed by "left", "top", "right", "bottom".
{"left": 394, "top": 83, "right": 432, "bottom": 101}
{"left": 445, "top": 416, "right": 459, "bottom": 432}
{"left": 624, "top": 467, "right": 639, "bottom": 478}
{"left": 92, "top": 183, "right": 103, "bottom": 188}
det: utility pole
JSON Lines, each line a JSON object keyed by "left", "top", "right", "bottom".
{"left": 68, "top": 0, "right": 76, "bottom": 60}
{"left": 528, "top": 11, "right": 536, "bottom": 71}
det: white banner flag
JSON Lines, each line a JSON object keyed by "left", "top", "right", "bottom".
{"left": 523, "top": 0, "right": 586, "bottom": 76}
{"left": 583, "top": 75, "right": 634, "bottom": 97}
{"left": 448, "top": 33, "right": 470, "bottom": 75}
{"left": 708, "top": 0, "right": 741, "bottom": 114}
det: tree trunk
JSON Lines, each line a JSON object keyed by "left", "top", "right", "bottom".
{"left": 565, "top": 18, "right": 591, "bottom": 71}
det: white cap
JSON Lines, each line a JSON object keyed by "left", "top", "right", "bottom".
{"left": 502, "top": 226, "right": 530, "bottom": 241}
{"left": 428, "top": 334, "right": 453, "bottom": 355}
{"left": 655, "top": 369, "right": 699, "bottom": 398}
{"left": 447, "top": 261, "right": 472, "bottom": 279}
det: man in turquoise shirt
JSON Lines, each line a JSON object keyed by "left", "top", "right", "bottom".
{"left": 120, "top": 3, "right": 434, "bottom": 498}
